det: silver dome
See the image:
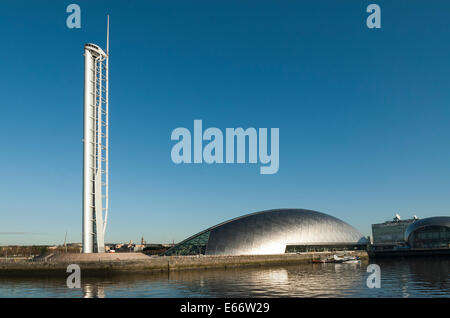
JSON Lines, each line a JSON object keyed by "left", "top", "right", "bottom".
{"left": 166, "top": 209, "right": 368, "bottom": 256}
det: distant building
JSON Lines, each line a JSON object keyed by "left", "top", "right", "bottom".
{"left": 369, "top": 216, "right": 450, "bottom": 257}
{"left": 66, "top": 243, "right": 82, "bottom": 247}
{"left": 405, "top": 217, "right": 450, "bottom": 249}
{"left": 372, "top": 215, "right": 417, "bottom": 250}
{"left": 105, "top": 242, "right": 136, "bottom": 253}
{"left": 142, "top": 244, "right": 169, "bottom": 255}
{"left": 133, "top": 244, "right": 145, "bottom": 252}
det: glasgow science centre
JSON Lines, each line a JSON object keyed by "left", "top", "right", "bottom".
{"left": 71, "top": 14, "right": 450, "bottom": 260}
{"left": 73, "top": 17, "right": 450, "bottom": 260}
{"left": 164, "top": 208, "right": 450, "bottom": 257}
{"left": 164, "top": 209, "right": 369, "bottom": 256}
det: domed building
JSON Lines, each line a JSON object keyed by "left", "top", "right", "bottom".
{"left": 405, "top": 216, "right": 450, "bottom": 249}
{"left": 164, "top": 209, "right": 368, "bottom": 256}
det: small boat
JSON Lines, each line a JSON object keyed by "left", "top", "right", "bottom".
{"left": 312, "top": 259, "right": 327, "bottom": 263}
{"left": 312, "top": 254, "right": 360, "bottom": 264}
{"left": 333, "top": 254, "right": 360, "bottom": 263}
{"left": 342, "top": 259, "right": 361, "bottom": 264}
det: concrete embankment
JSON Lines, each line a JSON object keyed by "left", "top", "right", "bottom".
{"left": 0, "top": 251, "right": 368, "bottom": 276}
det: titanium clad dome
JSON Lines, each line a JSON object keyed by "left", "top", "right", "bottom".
{"left": 165, "top": 209, "right": 368, "bottom": 256}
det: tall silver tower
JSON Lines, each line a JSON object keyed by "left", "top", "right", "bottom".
{"left": 82, "top": 16, "right": 109, "bottom": 253}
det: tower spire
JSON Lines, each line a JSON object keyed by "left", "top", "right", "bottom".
{"left": 106, "top": 14, "right": 109, "bottom": 56}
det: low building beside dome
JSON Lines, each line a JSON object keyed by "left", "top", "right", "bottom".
{"left": 371, "top": 215, "right": 417, "bottom": 251}
{"left": 369, "top": 215, "right": 450, "bottom": 257}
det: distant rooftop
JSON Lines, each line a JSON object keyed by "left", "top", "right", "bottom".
{"left": 373, "top": 214, "right": 419, "bottom": 226}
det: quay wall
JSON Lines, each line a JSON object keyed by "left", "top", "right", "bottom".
{"left": 0, "top": 251, "right": 368, "bottom": 276}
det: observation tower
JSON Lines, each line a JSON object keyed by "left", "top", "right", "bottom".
{"left": 82, "top": 16, "right": 110, "bottom": 253}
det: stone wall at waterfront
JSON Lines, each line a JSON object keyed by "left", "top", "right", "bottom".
{"left": 0, "top": 251, "right": 368, "bottom": 276}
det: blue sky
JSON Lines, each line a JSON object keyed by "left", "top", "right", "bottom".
{"left": 0, "top": 0, "right": 449, "bottom": 245}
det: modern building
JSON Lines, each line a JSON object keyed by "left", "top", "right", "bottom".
{"left": 405, "top": 217, "right": 450, "bottom": 249}
{"left": 371, "top": 214, "right": 417, "bottom": 250}
{"left": 368, "top": 215, "right": 450, "bottom": 257}
{"left": 164, "top": 209, "right": 368, "bottom": 256}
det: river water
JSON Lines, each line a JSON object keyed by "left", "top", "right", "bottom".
{"left": 0, "top": 257, "right": 449, "bottom": 297}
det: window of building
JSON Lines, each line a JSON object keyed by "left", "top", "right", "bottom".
{"left": 410, "top": 226, "right": 450, "bottom": 249}
{"left": 285, "top": 244, "right": 365, "bottom": 253}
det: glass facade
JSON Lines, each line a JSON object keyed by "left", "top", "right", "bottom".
{"left": 410, "top": 226, "right": 450, "bottom": 248}
{"left": 164, "top": 231, "right": 210, "bottom": 256}
{"left": 372, "top": 219, "right": 415, "bottom": 246}
{"left": 285, "top": 244, "right": 365, "bottom": 253}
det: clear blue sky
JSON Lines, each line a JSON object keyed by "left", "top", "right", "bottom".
{"left": 1, "top": 0, "right": 449, "bottom": 245}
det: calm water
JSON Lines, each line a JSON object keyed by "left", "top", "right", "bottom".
{"left": 1, "top": 258, "right": 449, "bottom": 297}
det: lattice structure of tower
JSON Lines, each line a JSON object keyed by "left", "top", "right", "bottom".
{"left": 82, "top": 17, "right": 109, "bottom": 253}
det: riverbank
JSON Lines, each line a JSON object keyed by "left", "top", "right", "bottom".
{"left": 0, "top": 251, "right": 368, "bottom": 276}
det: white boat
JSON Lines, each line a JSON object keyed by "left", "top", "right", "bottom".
{"left": 313, "top": 254, "right": 361, "bottom": 264}
{"left": 342, "top": 259, "right": 361, "bottom": 264}
{"left": 333, "top": 254, "right": 360, "bottom": 263}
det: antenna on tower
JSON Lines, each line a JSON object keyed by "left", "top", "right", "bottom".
{"left": 106, "top": 14, "right": 110, "bottom": 56}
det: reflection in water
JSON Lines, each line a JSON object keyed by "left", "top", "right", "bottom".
{"left": 0, "top": 257, "right": 449, "bottom": 297}
{"left": 373, "top": 257, "right": 450, "bottom": 297}
{"left": 83, "top": 283, "right": 105, "bottom": 298}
